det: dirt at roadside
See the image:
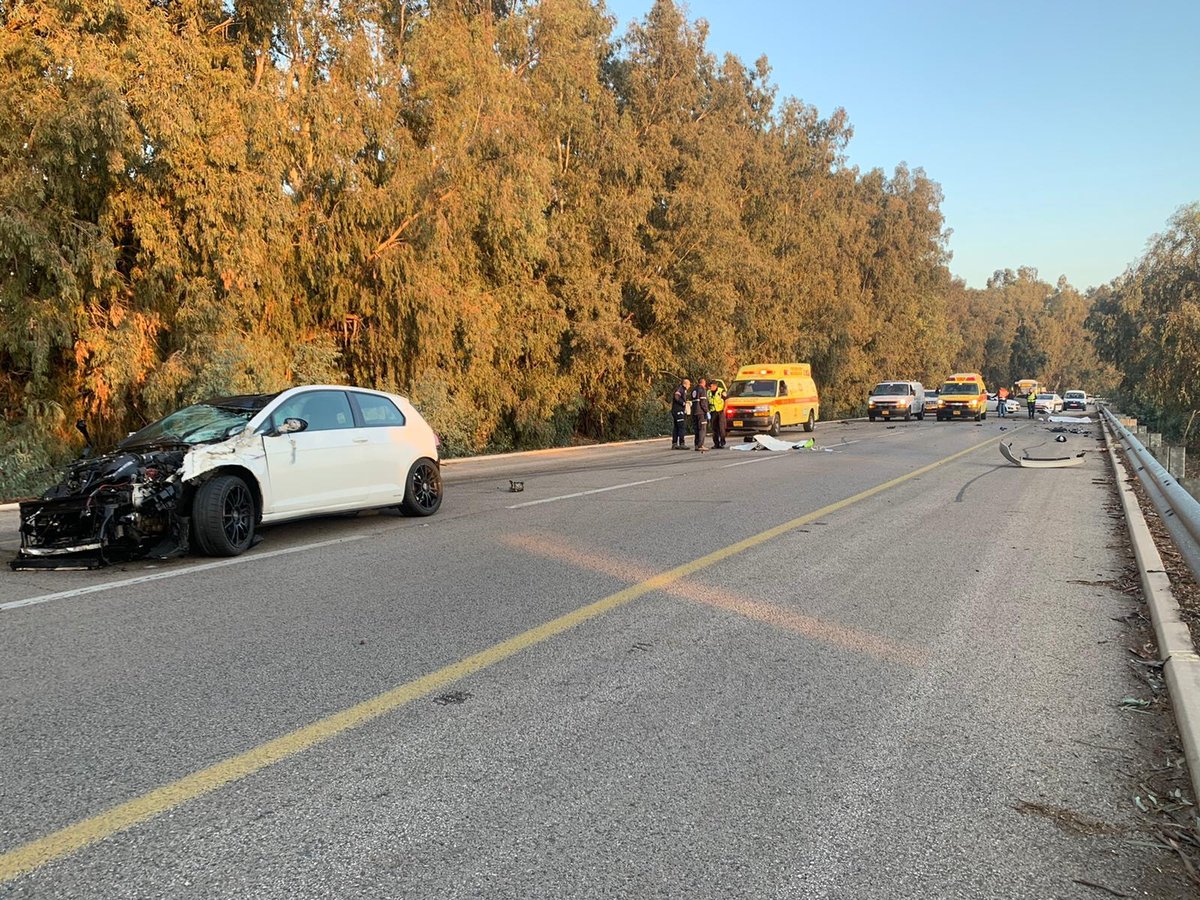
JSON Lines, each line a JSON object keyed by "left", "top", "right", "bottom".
{"left": 1103, "top": 445, "right": 1200, "bottom": 897}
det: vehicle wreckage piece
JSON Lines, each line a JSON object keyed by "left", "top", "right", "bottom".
{"left": 999, "top": 440, "right": 1086, "bottom": 469}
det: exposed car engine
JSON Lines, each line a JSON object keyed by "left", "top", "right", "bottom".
{"left": 12, "top": 447, "right": 191, "bottom": 570}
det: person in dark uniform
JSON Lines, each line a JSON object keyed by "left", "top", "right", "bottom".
{"left": 691, "top": 377, "right": 710, "bottom": 451}
{"left": 671, "top": 378, "right": 692, "bottom": 449}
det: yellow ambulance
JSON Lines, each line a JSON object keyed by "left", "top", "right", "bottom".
{"left": 934, "top": 372, "right": 989, "bottom": 421}
{"left": 724, "top": 364, "right": 820, "bottom": 436}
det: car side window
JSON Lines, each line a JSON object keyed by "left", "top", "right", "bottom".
{"left": 272, "top": 391, "right": 355, "bottom": 432}
{"left": 352, "top": 393, "right": 406, "bottom": 427}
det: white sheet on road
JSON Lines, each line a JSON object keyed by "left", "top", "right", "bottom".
{"left": 1048, "top": 415, "right": 1095, "bottom": 423}
{"left": 729, "top": 435, "right": 833, "bottom": 452}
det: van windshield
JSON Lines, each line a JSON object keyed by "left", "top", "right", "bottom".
{"left": 872, "top": 382, "right": 910, "bottom": 396}
{"left": 940, "top": 381, "right": 980, "bottom": 396}
{"left": 728, "top": 379, "right": 779, "bottom": 398}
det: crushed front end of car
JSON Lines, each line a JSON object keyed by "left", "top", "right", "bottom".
{"left": 11, "top": 448, "right": 191, "bottom": 571}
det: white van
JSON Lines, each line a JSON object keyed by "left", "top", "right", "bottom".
{"left": 868, "top": 381, "right": 926, "bottom": 422}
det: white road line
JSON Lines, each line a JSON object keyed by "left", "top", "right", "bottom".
{"left": 719, "top": 454, "right": 791, "bottom": 468}
{"left": 506, "top": 476, "right": 675, "bottom": 509}
{"left": 0, "top": 534, "right": 370, "bottom": 613}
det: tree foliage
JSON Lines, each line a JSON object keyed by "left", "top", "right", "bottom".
{"left": 1087, "top": 204, "right": 1200, "bottom": 439}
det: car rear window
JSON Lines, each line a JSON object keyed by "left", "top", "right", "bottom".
{"left": 353, "top": 393, "right": 406, "bottom": 426}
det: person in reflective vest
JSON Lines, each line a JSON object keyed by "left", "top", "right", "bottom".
{"left": 708, "top": 381, "right": 727, "bottom": 449}
{"left": 1027, "top": 390, "right": 1037, "bottom": 419}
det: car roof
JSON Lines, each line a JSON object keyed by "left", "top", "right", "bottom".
{"left": 207, "top": 393, "right": 279, "bottom": 410}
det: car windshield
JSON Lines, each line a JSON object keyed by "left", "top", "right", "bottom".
{"left": 1065, "top": 391, "right": 1085, "bottom": 399}
{"left": 872, "top": 382, "right": 910, "bottom": 396}
{"left": 120, "top": 403, "right": 261, "bottom": 448}
{"left": 728, "top": 379, "right": 779, "bottom": 398}
{"left": 940, "top": 382, "right": 979, "bottom": 396}
{"left": 1037, "top": 393, "right": 1054, "bottom": 400}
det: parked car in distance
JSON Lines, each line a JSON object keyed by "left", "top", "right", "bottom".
{"left": 868, "top": 380, "right": 926, "bottom": 421}
{"left": 11, "top": 386, "right": 443, "bottom": 570}
{"left": 1034, "top": 392, "right": 1064, "bottom": 415}
{"left": 1004, "top": 398, "right": 1022, "bottom": 414}
{"left": 1062, "top": 390, "right": 1087, "bottom": 411}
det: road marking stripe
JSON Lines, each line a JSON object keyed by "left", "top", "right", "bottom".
{"left": 505, "top": 476, "right": 674, "bottom": 509}
{"left": 0, "top": 535, "right": 370, "bottom": 613}
{"left": 0, "top": 430, "right": 1006, "bottom": 884}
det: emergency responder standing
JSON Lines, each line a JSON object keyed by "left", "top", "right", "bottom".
{"left": 708, "top": 380, "right": 727, "bottom": 448}
{"left": 691, "top": 378, "right": 710, "bottom": 451}
{"left": 1027, "top": 389, "right": 1037, "bottom": 419}
{"left": 997, "top": 386, "right": 1009, "bottom": 418}
{"left": 671, "top": 378, "right": 692, "bottom": 449}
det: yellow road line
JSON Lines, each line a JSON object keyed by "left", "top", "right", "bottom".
{"left": 0, "top": 428, "right": 1013, "bottom": 883}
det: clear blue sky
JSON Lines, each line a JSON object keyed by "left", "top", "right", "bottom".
{"left": 601, "top": 0, "right": 1200, "bottom": 290}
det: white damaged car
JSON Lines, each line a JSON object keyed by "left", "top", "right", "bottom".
{"left": 11, "top": 386, "right": 442, "bottom": 569}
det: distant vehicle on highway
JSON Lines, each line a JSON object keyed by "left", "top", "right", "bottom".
{"left": 935, "top": 373, "right": 989, "bottom": 421}
{"left": 1014, "top": 378, "right": 1041, "bottom": 399}
{"left": 867, "top": 380, "right": 926, "bottom": 422}
{"left": 11, "top": 386, "right": 443, "bottom": 570}
{"left": 1062, "top": 390, "right": 1087, "bottom": 411}
{"left": 1034, "top": 392, "right": 1064, "bottom": 414}
{"left": 725, "top": 363, "right": 819, "bottom": 437}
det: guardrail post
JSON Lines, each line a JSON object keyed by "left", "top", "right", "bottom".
{"left": 1149, "top": 432, "right": 1163, "bottom": 457}
{"left": 1167, "top": 445, "right": 1186, "bottom": 479}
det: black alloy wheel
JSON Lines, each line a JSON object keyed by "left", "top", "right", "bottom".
{"left": 401, "top": 458, "right": 443, "bottom": 516}
{"left": 193, "top": 474, "right": 256, "bottom": 557}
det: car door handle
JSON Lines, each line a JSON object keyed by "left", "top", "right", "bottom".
{"left": 353, "top": 437, "right": 369, "bottom": 443}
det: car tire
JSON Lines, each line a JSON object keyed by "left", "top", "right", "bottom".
{"left": 768, "top": 414, "right": 781, "bottom": 437}
{"left": 904, "top": 410, "right": 911, "bottom": 422}
{"left": 400, "top": 458, "right": 443, "bottom": 516}
{"left": 804, "top": 410, "right": 815, "bottom": 432}
{"left": 193, "top": 474, "right": 256, "bottom": 557}
{"left": 869, "top": 414, "right": 876, "bottom": 422}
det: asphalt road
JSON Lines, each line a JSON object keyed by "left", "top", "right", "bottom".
{"left": 0, "top": 411, "right": 1185, "bottom": 898}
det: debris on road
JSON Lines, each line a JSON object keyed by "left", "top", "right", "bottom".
{"left": 1050, "top": 415, "right": 1096, "bottom": 424}
{"left": 1119, "top": 697, "right": 1153, "bottom": 711}
{"left": 1000, "top": 441, "right": 1087, "bottom": 468}
{"left": 509, "top": 480, "right": 524, "bottom": 492}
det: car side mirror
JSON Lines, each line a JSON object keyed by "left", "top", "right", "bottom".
{"left": 273, "top": 417, "right": 308, "bottom": 436}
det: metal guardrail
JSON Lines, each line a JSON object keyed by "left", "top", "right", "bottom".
{"left": 1102, "top": 405, "right": 1200, "bottom": 583}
